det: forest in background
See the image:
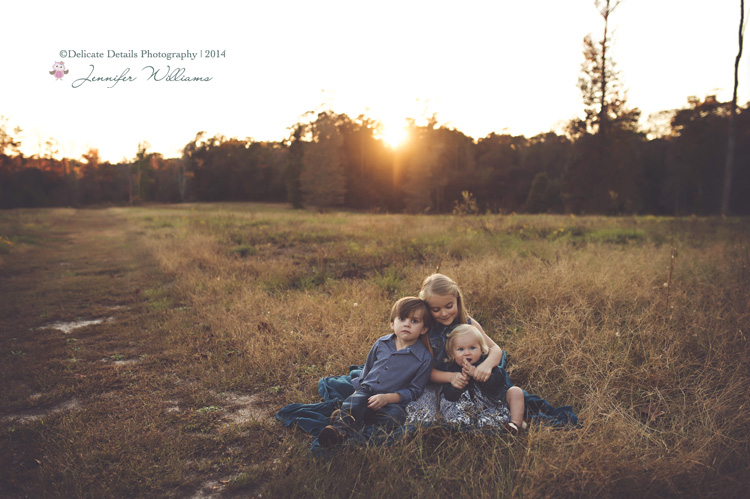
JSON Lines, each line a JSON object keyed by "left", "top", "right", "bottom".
{"left": 1, "top": 0, "right": 747, "bottom": 215}
{"left": 1, "top": 96, "right": 748, "bottom": 215}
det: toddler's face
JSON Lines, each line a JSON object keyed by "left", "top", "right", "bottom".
{"left": 450, "top": 334, "right": 482, "bottom": 365}
{"left": 426, "top": 294, "right": 458, "bottom": 326}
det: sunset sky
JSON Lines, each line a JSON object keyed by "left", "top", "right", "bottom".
{"left": 3, "top": 0, "right": 748, "bottom": 163}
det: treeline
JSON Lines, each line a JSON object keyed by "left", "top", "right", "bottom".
{"left": 1, "top": 96, "right": 748, "bottom": 214}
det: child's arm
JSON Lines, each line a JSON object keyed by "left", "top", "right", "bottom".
{"left": 351, "top": 341, "right": 378, "bottom": 391}
{"left": 469, "top": 319, "right": 503, "bottom": 382}
{"left": 443, "top": 371, "right": 469, "bottom": 401}
{"left": 389, "top": 354, "right": 433, "bottom": 407}
{"left": 475, "top": 366, "right": 505, "bottom": 399}
{"left": 430, "top": 367, "right": 467, "bottom": 386}
{"left": 367, "top": 393, "right": 401, "bottom": 410}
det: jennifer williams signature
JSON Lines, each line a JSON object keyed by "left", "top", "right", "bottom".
{"left": 72, "top": 65, "right": 212, "bottom": 88}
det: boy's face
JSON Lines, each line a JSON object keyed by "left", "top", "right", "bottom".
{"left": 450, "top": 334, "right": 482, "bottom": 365}
{"left": 390, "top": 310, "right": 428, "bottom": 346}
{"left": 426, "top": 294, "right": 458, "bottom": 326}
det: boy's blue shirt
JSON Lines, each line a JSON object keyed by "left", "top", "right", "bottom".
{"left": 351, "top": 333, "right": 433, "bottom": 406}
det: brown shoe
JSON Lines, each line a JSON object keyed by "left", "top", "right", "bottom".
{"left": 318, "top": 425, "right": 344, "bottom": 448}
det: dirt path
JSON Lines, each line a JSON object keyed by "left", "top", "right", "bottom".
{"left": 0, "top": 208, "right": 274, "bottom": 498}
{"left": 1, "top": 208, "right": 148, "bottom": 409}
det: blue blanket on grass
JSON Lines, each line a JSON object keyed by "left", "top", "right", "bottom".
{"left": 275, "top": 355, "right": 580, "bottom": 452}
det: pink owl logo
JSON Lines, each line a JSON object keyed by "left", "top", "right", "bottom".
{"left": 49, "top": 61, "right": 69, "bottom": 80}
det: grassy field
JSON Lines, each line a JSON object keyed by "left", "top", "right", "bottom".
{"left": 1, "top": 203, "right": 748, "bottom": 498}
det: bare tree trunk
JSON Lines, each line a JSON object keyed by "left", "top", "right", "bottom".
{"left": 599, "top": 1, "right": 610, "bottom": 141}
{"left": 721, "top": 0, "right": 745, "bottom": 216}
{"left": 178, "top": 160, "right": 187, "bottom": 202}
{"left": 596, "top": 0, "right": 620, "bottom": 140}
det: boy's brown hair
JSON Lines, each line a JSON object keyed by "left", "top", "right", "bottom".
{"left": 390, "top": 296, "right": 432, "bottom": 332}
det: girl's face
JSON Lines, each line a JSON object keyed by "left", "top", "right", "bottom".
{"left": 426, "top": 294, "right": 458, "bottom": 326}
{"left": 450, "top": 334, "right": 482, "bottom": 365}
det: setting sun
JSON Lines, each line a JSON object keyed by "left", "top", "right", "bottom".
{"left": 379, "top": 122, "right": 409, "bottom": 148}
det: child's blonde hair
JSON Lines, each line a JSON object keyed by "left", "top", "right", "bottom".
{"left": 445, "top": 324, "right": 489, "bottom": 362}
{"left": 419, "top": 273, "right": 468, "bottom": 324}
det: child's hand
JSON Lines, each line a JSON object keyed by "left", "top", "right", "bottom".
{"left": 367, "top": 394, "right": 390, "bottom": 411}
{"left": 473, "top": 361, "right": 493, "bottom": 383}
{"left": 462, "top": 359, "right": 477, "bottom": 378}
{"left": 451, "top": 372, "right": 469, "bottom": 390}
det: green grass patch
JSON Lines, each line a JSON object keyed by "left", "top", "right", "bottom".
{"left": 586, "top": 227, "right": 647, "bottom": 244}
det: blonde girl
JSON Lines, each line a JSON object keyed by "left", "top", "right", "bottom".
{"left": 419, "top": 273, "right": 503, "bottom": 383}
{"left": 443, "top": 324, "right": 526, "bottom": 432}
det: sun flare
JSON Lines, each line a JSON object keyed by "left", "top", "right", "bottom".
{"left": 380, "top": 123, "right": 409, "bottom": 148}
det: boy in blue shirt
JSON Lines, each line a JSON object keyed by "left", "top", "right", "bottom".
{"left": 318, "top": 296, "right": 433, "bottom": 448}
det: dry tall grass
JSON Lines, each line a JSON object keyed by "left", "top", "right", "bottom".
{"left": 128, "top": 205, "right": 749, "bottom": 496}
{"left": 2, "top": 204, "right": 748, "bottom": 497}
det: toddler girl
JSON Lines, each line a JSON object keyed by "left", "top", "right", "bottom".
{"left": 441, "top": 324, "right": 526, "bottom": 432}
